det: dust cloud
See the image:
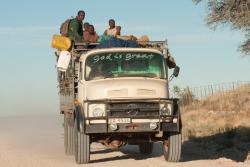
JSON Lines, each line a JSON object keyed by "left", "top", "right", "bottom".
{"left": 0, "top": 115, "right": 248, "bottom": 167}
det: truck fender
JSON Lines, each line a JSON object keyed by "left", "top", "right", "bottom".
{"left": 173, "top": 99, "right": 182, "bottom": 132}
{"left": 74, "top": 105, "right": 85, "bottom": 133}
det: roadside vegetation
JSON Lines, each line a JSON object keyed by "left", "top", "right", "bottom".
{"left": 193, "top": 0, "right": 250, "bottom": 55}
{"left": 179, "top": 83, "right": 250, "bottom": 161}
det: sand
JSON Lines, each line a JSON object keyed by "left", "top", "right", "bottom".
{"left": 0, "top": 115, "right": 249, "bottom": 167}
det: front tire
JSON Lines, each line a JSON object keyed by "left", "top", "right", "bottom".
{"left": 163, "top": 132, "right": 182, "bottom": 162}
{"left": 139, "top": 142, "right": 154, "bottom": 155}
{"left": 74, "top": 112, "right": 90, "bottom": 164}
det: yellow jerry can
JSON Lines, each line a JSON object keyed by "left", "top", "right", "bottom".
{"left": 51, "top": 35, "right": 71, "bottom": 51}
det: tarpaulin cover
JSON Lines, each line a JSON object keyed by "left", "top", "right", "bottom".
{"left": 98, "top": 37, "right": 139, "bottom": 49}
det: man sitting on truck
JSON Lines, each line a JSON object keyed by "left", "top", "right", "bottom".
{"left": 83, "top": 25, "right": 99, "bottom": 43}
{"left": 83, "top": 22, "right": 90, "bottom": 33}
{"left": 68, "top": 10, "right": 85, "bottom": 42}
{"left": 103, "top": 19, "right": 121, "bottom": 37}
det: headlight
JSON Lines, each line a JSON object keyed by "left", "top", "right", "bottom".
{"left": 88, "top": 104, "right": 105, "bottom": 117}
{"left": 159, "top": 103, "right": 172, "bottom": 115}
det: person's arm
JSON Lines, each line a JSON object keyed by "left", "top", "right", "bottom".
{"left": 83, "top": 31, "right": 89, "bottom": 42}
{"left": 116, "top": 26, "right": 121, "bottom": 36}
{"left": 103, "top": 29, "right": 107, "bottom": 35}
{"left": 94, "top": 33, "right": 99, "bottom": 43}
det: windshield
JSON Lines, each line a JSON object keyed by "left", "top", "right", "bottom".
{"left": 85, "top": 52, "right": 166, "bottom": 81}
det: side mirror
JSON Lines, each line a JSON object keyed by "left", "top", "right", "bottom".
{"left": 173, "top": 66, "right": 180, "bottom": 77}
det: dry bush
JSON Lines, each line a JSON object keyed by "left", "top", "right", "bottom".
{"left": 182, "top": 84, "right": 250, "bottom": 112}
{"left": 180, "top": 88, "right": 195, "bottom": 105}
{"left": 182, "top": 84, "right": 250, "bottom": 140}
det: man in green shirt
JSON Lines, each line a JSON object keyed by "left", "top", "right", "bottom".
{"left": 68, "top": 10, "right": 85, "bottom": 42}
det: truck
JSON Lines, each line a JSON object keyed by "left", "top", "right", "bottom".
{"left": 56, "top": 40, "right": 181, "bottom": 164}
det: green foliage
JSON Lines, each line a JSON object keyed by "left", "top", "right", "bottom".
{"left": 173, "top": 85, "right": 181, "bottom": 96}
{"left": 193, "top": 0, "right": 250, "bottom": 55}
{"left": 172, "top": 85, "right": 195, "bottom": 105}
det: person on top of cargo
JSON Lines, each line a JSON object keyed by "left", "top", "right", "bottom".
{"left": 103, "top": 19, "right": 121, "bottom": 37}
{"left": 83, "top": 25, "right": 99, "bottom": 43}
{"left": 83, "top": 22, "right": 90, "bottom": 33}
{"left": 67, "top": 10, "right": 85, "bottom": 42}
{"left": 166, "top": 51, "right": 176, "bottom": 69}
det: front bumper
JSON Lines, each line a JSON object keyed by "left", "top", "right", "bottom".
{"left": 84, "top": 115, "right": 179, "bottom": 134}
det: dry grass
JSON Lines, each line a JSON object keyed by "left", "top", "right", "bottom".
{"left": 181, "top": 84, "right": 250, "bottom": 162}
{"left": 182, "top": 84, "right": 250, "bottom": 139}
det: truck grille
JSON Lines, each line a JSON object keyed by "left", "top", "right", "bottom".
{"left": 107, "top": 102, "right": 159, "bottom": 117}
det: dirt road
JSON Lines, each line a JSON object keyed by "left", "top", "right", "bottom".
{"left": 0, "top": 115, "right": 249, "bottom": 167}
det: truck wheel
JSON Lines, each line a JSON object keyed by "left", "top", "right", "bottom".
{"left": 163, "top": 132, "right": 182, "bottom": 162}
{"left": 64, "top": 115, "right": 74, "bottom": 155}
{"left": 74, "top": 113, "right": 90, "bottom": 164}
{"left": 139, "top": 142, "right": 154, "bottom": 155}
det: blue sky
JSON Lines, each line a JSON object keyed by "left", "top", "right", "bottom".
{"left": 0, "top": 0, "right": 249, "bottom": 116}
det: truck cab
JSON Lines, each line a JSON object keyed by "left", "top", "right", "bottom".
{"left": 58, "top": 41, "right": 181, "bottom": 164}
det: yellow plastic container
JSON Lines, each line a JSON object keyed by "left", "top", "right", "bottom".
{"left": 51, "top": 35, "right": 71, "bottom": 51}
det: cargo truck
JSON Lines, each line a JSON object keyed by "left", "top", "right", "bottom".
{"left": 55, "top": 40, "right": 181, "bottom": 164}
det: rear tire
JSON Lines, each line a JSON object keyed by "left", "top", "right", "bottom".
{"left": 139, "top": 142, "right": 154, "bottom": 155}
{"left": 163, "top": 132, "right": 182, "bottom": 162}
{"left": 64, "top": 114, "right": 74, "bottom": 155}
{"left": 74, "top": 112, "right": 90, "bottom": 164}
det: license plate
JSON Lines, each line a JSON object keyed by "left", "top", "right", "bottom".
{"left": 109, "top": 118, "right": 131, "bottom": 124}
